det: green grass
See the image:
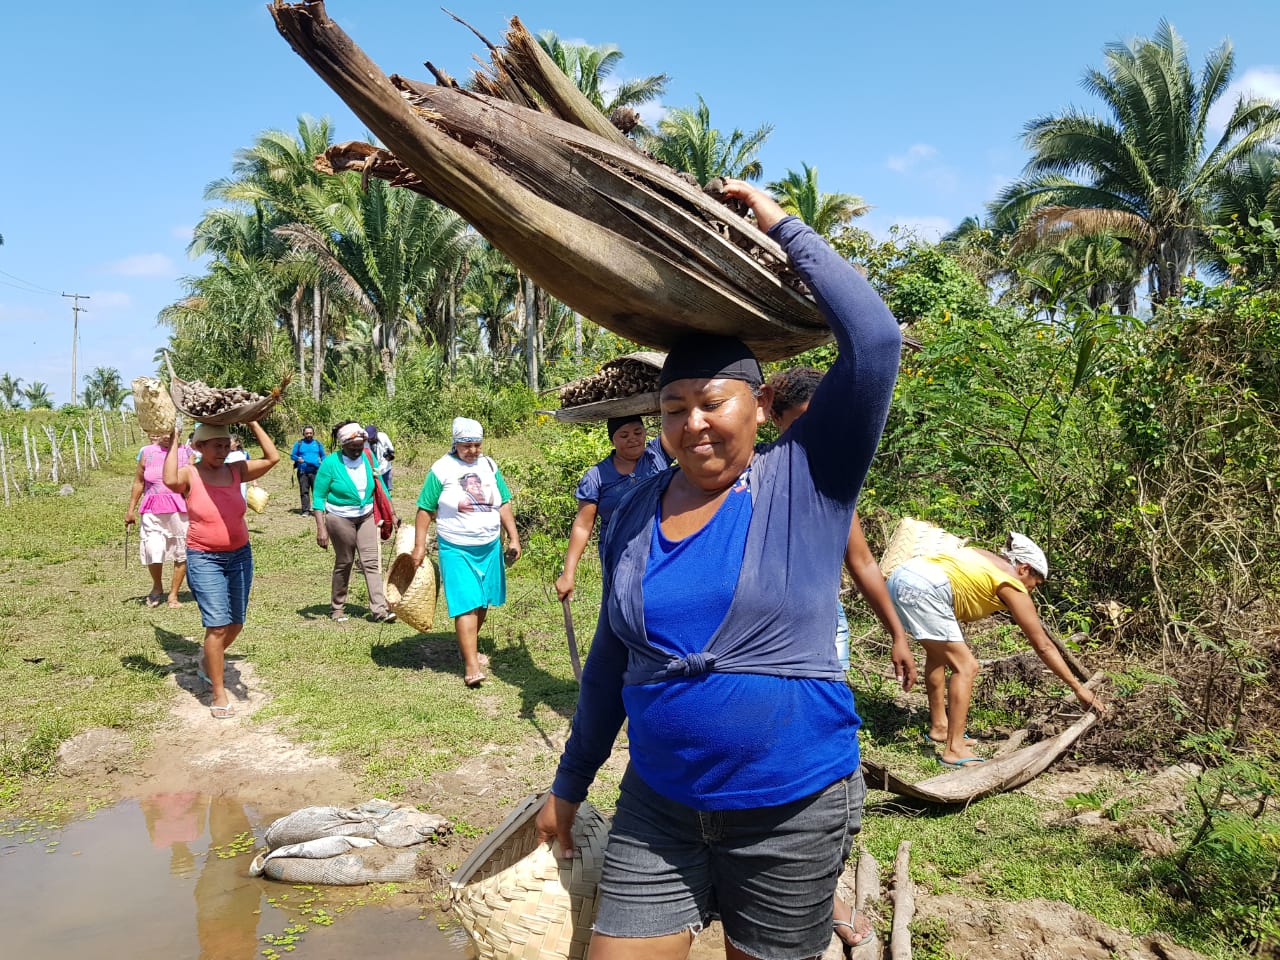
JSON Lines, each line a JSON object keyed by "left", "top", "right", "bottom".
{"left": 0, "top": 429, "right": 1257, "bottom": 959}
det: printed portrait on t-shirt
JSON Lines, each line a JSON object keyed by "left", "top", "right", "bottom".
{"left": 457, "top": 472, "right": 493, "bottom": 512}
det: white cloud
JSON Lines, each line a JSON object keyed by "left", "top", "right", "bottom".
{"left": 886, "top": 143, "right": 938, "bottom": 173}
{"left": 860, "top": 214, "right": 953, "bottom": 243}
{"left": 1207, "top": 66, "right": 1280, "bottom": 133}
{"left": 885, "top": 143, "right": 958, "bottom": 195}
{"left": 104, "top": 253, "right": 176, "bottom": 278}
{"left": 86, "top": 291, "right": 133, "bottom": 311}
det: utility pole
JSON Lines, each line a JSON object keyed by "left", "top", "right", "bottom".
{"left": 62, "top": 293, "right": 90, "bottom": 405}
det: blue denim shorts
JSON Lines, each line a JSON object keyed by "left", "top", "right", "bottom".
{"left": 888, "top": 558, "right": 965, "bottom": 642}
{"left": 185, "top": 544, "right": 254, "bottom": 627}
{"left": 593, "top": 765, "right": 866, "bottom": 960}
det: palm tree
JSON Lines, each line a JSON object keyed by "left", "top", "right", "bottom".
{"left": 0, "top": 373, "right": 22, "bottom": 409}
{"left": 645, "top": 96, "right": 772, "bottom": 186}
{"left": 275, "top": 173, "right": 473, "bottom": 397}
{"left": 766, "top": 164, "right": 869, "bottom": 238}
{"left": 536, "top": 32, "right": 668, "bottom": 135}
{"left": 81, "top": 366, "right": 127, "bottom": 410}
{"left": 21, "top": 382, "right": 52, "bottom": 409}
{"left": 992, "top": 21, "right": 1280, "bottom": 302}
{"left": 1207, "top": 148, "right": 1280, "bottom": 280}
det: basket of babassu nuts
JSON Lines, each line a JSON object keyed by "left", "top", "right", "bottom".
{"left": 550, "top": 351, "right": 665, "bottom": 423}
{"left": 166, "top": 354, "right": 291, "bottom": 426}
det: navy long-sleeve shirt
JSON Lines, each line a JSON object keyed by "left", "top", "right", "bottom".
{"left": 551, "top": 217, "right": 901, "bottom": 806}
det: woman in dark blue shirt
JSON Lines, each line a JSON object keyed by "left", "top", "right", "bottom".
{"left": 554, "top": 416, "right": 668, "bottom": 602}
{"left": 536, "top": 181, "right": 902, "bottom": 960}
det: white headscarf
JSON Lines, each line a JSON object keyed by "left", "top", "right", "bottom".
{"left": 336, "top": 422, "right": 365, "bottom": 444}
{"left": 1003, "top": 532, "right": 1048, "bottom": 579}
{"left": 451, "top": 417, "right": 483, "bottom": 444}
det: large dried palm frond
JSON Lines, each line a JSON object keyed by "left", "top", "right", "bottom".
{"left": 269, "top": 0, "right": 833, "bottom": 360}
{"left": 1010, "top": 205, "right": 1156, "bottom": 256}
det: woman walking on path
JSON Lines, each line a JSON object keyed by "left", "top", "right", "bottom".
{"left": 126, "top": 431, "right": 190, "bottom": 608}
{"left": 163, "top": 421, "right": 280, "bottom": 719}
{"left": 535, "top": 180, "right": 901, "bottom": 960}
{"left": 887, "top": 533, "right": 1106, "bottom": 767}
{"left": 411, "top": 417, "right": 521, "bottom": 687}
{"left": 554, "top": 415, "right": 669, "bottom": 602}
{"left": 312, "top": 421, "right": 396, "bottom": 623}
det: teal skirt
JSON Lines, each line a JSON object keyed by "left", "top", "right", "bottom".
{"left": 438, "top": 537, "right": 506, "bottom": 617}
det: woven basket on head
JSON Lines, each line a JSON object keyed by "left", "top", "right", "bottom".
{"left": 385, "top": 553, "right": 438, "bottom": 632}
{"left": 132, "top": 377, "right": 177, "bottom": 435}
{"left": 879, "top": 517, "right": 969, "bottom": 577}
{"left": 450, "top": 794, "right": 609, "bottom": 960}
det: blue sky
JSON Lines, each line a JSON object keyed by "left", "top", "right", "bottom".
{"left": 3, "top": 0, "right": 1278, "bottom": 405}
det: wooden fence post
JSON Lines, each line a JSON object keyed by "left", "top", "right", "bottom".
{"left": 0, "top": 434, "right": 10, "bottom": 506}
{"left": 23, "top": 424, "right": 32, "bottom": 477}
{"left": 73, "top": 429, "right": 82, "bottom": 476}
{"left": 100, "top": 412, "right": 112, "bottom": 458}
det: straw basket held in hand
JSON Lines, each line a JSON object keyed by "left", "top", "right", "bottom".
{"left": 246, "top": 484, "right": 269, "bottom": 514}
{"left": 879, "top": 517, "right": 969, "bottom": 577}
{"left": 450, "top": 794, "right": 609, "bottom": 960}
{"left": 385, "top": 544, "right": 438, "bottom": 633}
{"left": 132, "top": 377, "right": 177, "bottom": 435}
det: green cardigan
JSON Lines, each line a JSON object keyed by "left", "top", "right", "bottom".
{"left": 312, "top": 453, "right": 384, "bottom": 511}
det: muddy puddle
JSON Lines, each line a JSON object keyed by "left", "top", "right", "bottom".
{"left": 0, "top": 793, "right": 468, "bottom": 959}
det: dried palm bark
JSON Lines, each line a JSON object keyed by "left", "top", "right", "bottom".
{"left": 269, "top": 1, "right": 833, "bottom": 360}
{"left": 860, "top": 674, "right": 1104, "bottom": 804}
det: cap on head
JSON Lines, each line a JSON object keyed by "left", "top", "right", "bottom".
{"left": 607, "top": 415, "right": 644, "bottom": 441}
{"left": 192, "top": 423, "right": 231, "bottom": 443}
{"left": 1004, "top": 532, "right": 1049, "bottom": 579}
{"left": 365, "top": 423, "right": 378, "bottom": 442}
{"left": 452, "top": 417, "right": 484, "bottom": 444}
{"left": 658, "top": 334, "right": 762, "bottom": 389}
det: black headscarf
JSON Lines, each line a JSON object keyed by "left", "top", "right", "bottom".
{"left": 658, "top": 333, "right": 762, "bottom": 388}
{"left": 607, "top": 415, "right": 644, "bottom": 440}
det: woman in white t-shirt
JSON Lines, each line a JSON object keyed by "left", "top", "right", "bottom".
{"left": 411, "top": 417, "right": 521, "bottom": 687}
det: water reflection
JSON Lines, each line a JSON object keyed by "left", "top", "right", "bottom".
{"left": 0, "top": 793, "right": 465, "bottom": 959}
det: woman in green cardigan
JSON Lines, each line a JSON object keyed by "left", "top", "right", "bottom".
{"left": 313, "top": 421, "right": 395, "bottom": 622}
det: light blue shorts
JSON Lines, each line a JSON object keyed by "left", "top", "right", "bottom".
{"left": 185, "top": 544, "right": 254, "bottom": 628}
{"left": 887, "top": 558, "right": 964, "bottom": 643}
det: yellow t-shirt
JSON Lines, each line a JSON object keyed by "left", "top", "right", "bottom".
{"left": 924, "top": 548, "right": 1028, "bottom": 623}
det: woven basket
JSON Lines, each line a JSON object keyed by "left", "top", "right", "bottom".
{"left": 246, "top": 485, "right": 269, "bottom": 514}
{"left": 879, "top": 517, "right": 969, "bottom": 577}
{"left": 450, "top": 794, "right": 609, "bottom": 960}
{"left": 385, "top": 553, "right": 438, "bottom": 632}
{"left": 132, "top": 377, "right": 177, "bottom": 435}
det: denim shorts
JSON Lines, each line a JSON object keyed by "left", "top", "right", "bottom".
{"left": 593, "top": 765, "right": 866, "bottom": 960}
{"left": 185, "top": 544, "right": 254, "bottom": 627}
{"left": 887, "top": 558, "right": 965, "bottom": 642}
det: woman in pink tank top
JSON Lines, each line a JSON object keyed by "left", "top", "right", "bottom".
{"left": 164, "top": 421, "right": 280, "bottom": 718}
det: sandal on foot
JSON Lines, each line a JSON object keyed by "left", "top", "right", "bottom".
{"left": 833, "top": 919, "right": 876, "bottom": 948}
{"left": 464, "top": 673, "right": 487, "bottom": 688}
{"left": 145, "top": 592, "right": 164, "bottom": 608}
{"left": 209, "top": 703, "right": 235, "bottom": 719}
{"left": 938, "top": 755, "right": 987, "bottom": 768}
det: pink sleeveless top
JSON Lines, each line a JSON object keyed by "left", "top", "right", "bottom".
{"left": 137, "top": 444, "right": 190, "bottom": 514}
{"left": 184, "top": 463, "right": 249, "bottom": 552}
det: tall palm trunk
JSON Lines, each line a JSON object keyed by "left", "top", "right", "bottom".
{"left": 311, "top": 284, "right": 325, "bottom": 400}
{"left": 523, "top": 273, "right": 539, "bottom": 390}
{"left": 290, "top": 284, "right": 306, "bottom": 380}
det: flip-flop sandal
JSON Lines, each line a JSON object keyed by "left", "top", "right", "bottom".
{"left": 938, "top": 756, "right": 987, "bottom": 768}
{"left": 145, "top": 592, "right": 164, "bottom": 608}
{"left": 209, "top": 703, "right": 235, "bottom": 719}
{"left": 464, "top": 673, "right": 487, "bottom": 688}
{"left": 833, "top": 919, "right": 876, "bottom": 948}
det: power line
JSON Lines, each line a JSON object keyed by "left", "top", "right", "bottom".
{"left": 0, "top": 268, "right": 60, "bottom": 296}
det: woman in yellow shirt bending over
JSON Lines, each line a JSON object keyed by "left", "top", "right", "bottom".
{"left": 887, "top": 532, "right": 1105, "bottom": 767}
